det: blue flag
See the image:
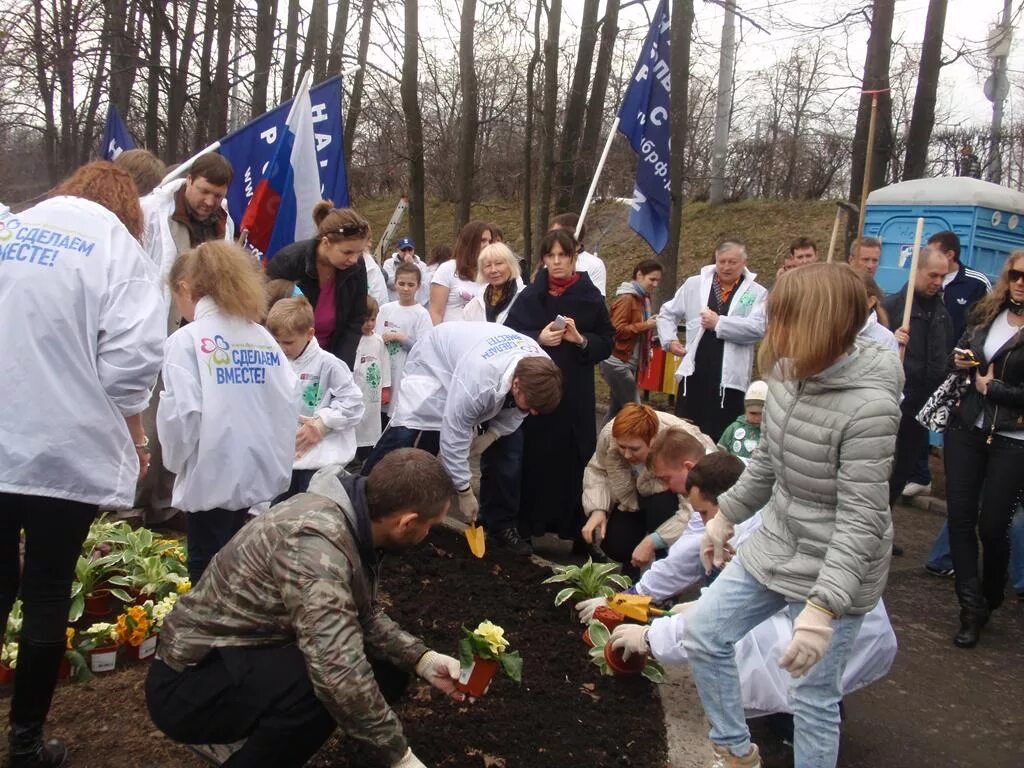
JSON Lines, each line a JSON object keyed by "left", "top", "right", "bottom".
{"left": 617, "top": 0, "right": 671, "bottom": 253}
{"left": 219, "top": 75, "right": 349, "bottom": 229}
{"left": 101, "top": 104, "right": 136, "bottom": 160}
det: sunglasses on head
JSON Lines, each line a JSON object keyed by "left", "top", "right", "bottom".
{"left": 331, "top": 223, "right": 369, "bottom": 238}
{"left": 1008, "top": 269, "right": 1024, "bottom": 284}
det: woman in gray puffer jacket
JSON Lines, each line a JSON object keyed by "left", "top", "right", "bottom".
{"left": 682, "top": 264, "right": 903, "bottom": 768}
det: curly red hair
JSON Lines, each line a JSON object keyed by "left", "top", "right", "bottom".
{"left": 49, "top": 161, "right": 144, "bottom": 240}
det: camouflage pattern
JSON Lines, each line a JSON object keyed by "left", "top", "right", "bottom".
{"left": 159, "top": 468, "right": 428, "bottom": 763}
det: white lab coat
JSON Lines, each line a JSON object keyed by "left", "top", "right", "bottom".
{"left": 140, "top": 178, "right": 235, "bottom": 309}
{"left": 0, "top": 197, "right": 165, "bottom": 507}
{"left": 576, "top": 250, "right": 608, "bottom": 297}
{"left": 388, "top": 323, "right": 550, "bottom": 489}
{"left": 157, "top": 296, "right": 298, "bottom": 511}
{"left": 644, "top": 513, "right": 898, "bottom": 717}
{"left": 462, "top": 280, "right": 526, "bottom": 325}
{"left": 656, "top": 264, "right": 768, "bottom": 394}
{"left": 353, "top": 333, "right": 391, "bottom": 447}
{"left": 382, "top": 253, "right": 430, "bottom": 305}
{"left": 860, "top": 310, "right": 899, "bottom": 353}
{"left": 377, "top": 301, "right": 434, "bottom": 416}
{"left": 363, "top": 253, "right": 389, "bottom": 307}
{"left": 291, "top": 337, "right": 364, "bottom": 469}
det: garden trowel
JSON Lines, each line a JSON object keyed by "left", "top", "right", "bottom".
{"left": 465, "top": 519, "right": 485, "bottom": 559}
{"left": 607, "top": 593, "right": 669, "bottom": 623}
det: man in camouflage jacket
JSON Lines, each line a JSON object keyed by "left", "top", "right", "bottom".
{"left": 145, "top": 448, "right": 461, "bottom": 768}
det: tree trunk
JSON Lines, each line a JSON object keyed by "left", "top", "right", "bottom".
{"left": 326, "top": 0, "right": 350, "bottom": 76}
{"left": 570, "top": 0, "right": 620, "bottom": 213}
{"left": 403, "top": 0, "right": 426, "bottom": 256}
{"left": 145, "top": 1, "right": 162, "bottom": 152}
{"left": 903, "top": 0, "right": 947, "bottom": 180}
{"left": 662, "top": 0, "right": 694, "bottom": 308}
{"left": 849, "top": 0, "right": 895, "bottom": 211}
{"left": 106, "top": 0, "right": 138, "bottom": 118}
{"left": 552, "top": 0, "right": 599, "bottom": 212}
{"left": 163, "top": 0, "right": 201, "bottom": 161}
{"left": 343, "top": 0, "right": 376, "bottom": 171}
{"left": 454, "top": 0, "right": 479, "bottom": 233}
{"left": 208, "top": 0, "right": 234, "bottom": 140}
{"left": 194, "top": 0, "right": 217, "bottom": 148}
{"left": 534, "top": 0, "right": 562, "bottom": 244}
{"left": 708, "top": 0, "right": 736, "bottom": 206}
{"left": 280, "top": 0, "right": 301, "bottom": 100}
{"left": 32, "top": 0, "right": 59, "bottom": 183}
{"left": 251, "top": 0, "right": 279, "bottom": 116}
{"left": 300, "top": 0, "right": 329, "bottom": 83}
{"left": 521, "top": 0, "right": 543, "bottom": 273}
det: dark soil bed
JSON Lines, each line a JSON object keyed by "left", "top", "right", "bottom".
{"left": 1, "top": 527, "right": 667, "bottom": 767}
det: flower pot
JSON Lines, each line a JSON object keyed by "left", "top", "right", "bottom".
{"left": 456, "top": 656, "right": 500, "bottom": 697}
{"left": 604, "top": 642, "right": 646, "bottom": 676}
{"left": 0, "top": 663, "right": 13, "bottom": 685}
{"left": 123, "top": 633, "right": 158, "bottom": 662}
{"left": 84, "top": 590, "right": 110, "bottom": 617}
{"left": 88, "top": 644, "right": 119, "bottom": 673}
{"left": 583, "top": 606, "right": 625, "bottom": 647}
{"left": 57, "top": 656, "right": 71, "bottom": 682}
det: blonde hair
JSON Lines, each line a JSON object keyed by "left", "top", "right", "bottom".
{"left": 169, "top": 241, "right": 266, "bottom": 323}
{"left": 476, "top": 242, "right": 521, "bottom": 283}
{"left": 759, "top": 263, "right": 867, "bottom": 380}
{"left": 266, "top": 296, "right": 314, "bottom": 337}
{"left": 312, "top": 201, "right": 370, "bottom": 243}
{"left": 969, "top": 251, "right": 1024, "bottom": 330}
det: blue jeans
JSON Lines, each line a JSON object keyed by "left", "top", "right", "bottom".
{"left": 683, "top": 559, "right": 864, "bottom": 768}
{"left": 1012, "top": 506, "right": 1024, "bottom": 594}
{"left": 926, "top": 523, "right": 953, "bottom": 571}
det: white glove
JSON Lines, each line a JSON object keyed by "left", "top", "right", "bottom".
{"left": 700, "top": 512, "right": 735, "bottom": 574}
{"left": 392, "top": 747, "right": 427, "bottom": 768}
{"left": 457, "top": 487, "right": 479, "bottom": 523}
{"left": 469, "top": 428, "right": 499, "bottom": 458}
{"left": 575, "top": 596, "right": 607, "bottom": 625}
{"left": 415, "top": 651, "right": 463, "bottom": 699}
{"left": 669, "top": 600, "right": 697, "bottom": 615}
{"left": 609, "top": 624, "right": 650, "bottom": 661}
{"left": 778, "top": 603, "right": 834, "bottom": 678}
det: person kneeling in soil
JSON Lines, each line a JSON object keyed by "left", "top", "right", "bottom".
{"left": 361, "top": 322, "right": 563, "bottom": 556}
{"left": 146, "top": 449, "right": 462, "bottom": 768}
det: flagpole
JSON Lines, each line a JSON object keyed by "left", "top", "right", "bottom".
{"left": 576, "top": 117, "right": 621, "bottom": 238}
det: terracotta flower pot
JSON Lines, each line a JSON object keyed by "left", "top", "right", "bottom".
{"left": 84, "top": 590, "right": 110, "bottom": 617}
{"left": 88, "top": 644, "right": 119, "bottom": 673}
{"left": 123, "top": 633, "right": 158, "bottom": 663}
{"left": 57, "top": 656, "right": 71, "bottom": 682}
{"left": 0, "top": 663, "right": 14, "bottom": 685}
{"left": 456, "top": 656, "right": 500, "bottom": 697}
{"left": 583, "top": 606, "right": 625, "bottom": 647}
{"left": 604, "top": 642, "right": 646, "bottom": 676}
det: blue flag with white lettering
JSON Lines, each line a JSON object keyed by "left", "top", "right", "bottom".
{"left": 617, "top": 0, "right": 671, "bottom": 253}
{"left": 101, "top": 104, "right": 136, "bottom": 160}
{"left": 219, "top": 75, "right": 349, "bottom": 230}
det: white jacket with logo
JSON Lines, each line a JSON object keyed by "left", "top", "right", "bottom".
{"left": 291, "top": 337, "right": 364, "bottom": 469}
{"left": 0, "top": 197, "right": 165, "bottom": 507}
{"left": 389, "top": 322, "right": 550, "bottom": 489}
{"left": 656, "top": 264, "right": 767, "bottom": 394}
{"left": 157, "top": 296, "right": 298, "bottom": 511}
{"left": 382, "top": 253, "right": 430, "bottom": 305}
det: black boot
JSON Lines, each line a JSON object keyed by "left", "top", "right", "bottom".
{"left": 982, "top": 559, "right": 1008, "bottom": 612}
{"left": 8, "top": 640, "right": 68, "bottom": 767}
{"left": 953, "top": 577, "right": 990, "bottom": 649}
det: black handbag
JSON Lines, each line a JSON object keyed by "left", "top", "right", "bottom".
{"left": 916, "top": 372, "right": 970, "bottom": 432}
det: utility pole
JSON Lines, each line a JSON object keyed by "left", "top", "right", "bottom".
{"left": 985, "top": 0, "right": 1013, "bottom": 184}
{"left": 708, "top": 0, "right": 737, "bottom": 205}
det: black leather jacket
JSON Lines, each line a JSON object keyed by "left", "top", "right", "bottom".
{"left": 952, "top": 314, "right": 1024, "bottom": 436}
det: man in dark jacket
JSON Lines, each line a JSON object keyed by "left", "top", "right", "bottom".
{"left": 146, "top": 449, "right": 460, "bottom": 768}
{"left": 882, "top": 249, "right": 954, "bottom": 508}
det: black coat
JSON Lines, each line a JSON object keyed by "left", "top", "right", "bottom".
{"left": 266, "top": 238, "right": 368, "bottom": 369}
{"left": 953, "top": 315, "right": 1024, "bottom": 434}
{"left": 506, "top": 269, "right": 614, "bottom": 538}
{"left": 882, "top": 286, "right": 954, "bottom": 412}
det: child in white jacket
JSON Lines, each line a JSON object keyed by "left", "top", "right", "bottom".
{"left": 158, "top": 241, "right": 298, "bottom": 582}
{"left": 266, "top": 297, "right": 365, "bottom": 498}
{"left": 377, "top": 262, "right": 433, "bottom": 426}
{"left": 353, "top": 296, "right": 391, "bottom": 459}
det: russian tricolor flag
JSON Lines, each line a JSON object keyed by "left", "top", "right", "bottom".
{"left": 240, "top": 73, "right": 322, "bottom": 262}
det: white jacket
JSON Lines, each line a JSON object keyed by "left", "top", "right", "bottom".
{"left": 576, "top": 250, "right": 607, "bottom": 297}
{"left": 364, "top": 253, "right": 389, "bottom": 307}
{"left": 157, "top": 297, "right": 298, "bottom": 511}
{"left": 389, "top": 323, "right": 550, "bottom": 489}
{"left": 140, "top": 179, "right": 235, "bottom": 308}
{"left": 656, "top": 264, "right": 767, "bottom": 394}
{"left": 382, "top": 253, "right": 430, "bottom": 305}
{"left": 462, "top": 281, "right": 526, "bottom": 325}
{"left": 0, "top": 197, "right": 165, "bottom": 507}
{"left": 291, "top": 337, "right": 364, "bottom": 469}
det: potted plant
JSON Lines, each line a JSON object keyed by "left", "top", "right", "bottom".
{"left": 69, "top": 553, "right": 120, "bottom": 622}
{"left": 78, "top": 623, "right": 120, "bottom": 674}
{"left": 456, "top": 620, "right": 522, "bottom": 697}
{"left": 62, "top": 628, "right": 90, "bottom": 683}
{"left": 108, "top": 554, "right": 187, "bottom": 605}
{"left": 542, "top": 558, "right": 633, "bottom": 610}
{"left": 584, "top": 620, "right": 666, "bottom": 683}
{"left": 0, "top": 641, "right": 16, "bottom": 684}
{"left": 582, "top": 606, "right": 625, "bottom": 647}
{"left": 116, "top": 601, "right": 158, "bottom": 662}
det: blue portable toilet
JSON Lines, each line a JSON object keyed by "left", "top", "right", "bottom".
{"left": 864, "top": 177, "right": 1024, "bottom": 295}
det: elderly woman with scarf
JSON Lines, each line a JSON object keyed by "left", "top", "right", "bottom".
{"left": 600, "top": 260, "right": 663, "bottom": 423}
{"left": 463, "top": 243, "right": 524, "bottom": 324}
{"left": 506, "top": 229, "right": 614, "bottom": 545}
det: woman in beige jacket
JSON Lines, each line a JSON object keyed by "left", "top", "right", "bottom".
{"left": 581, "top": 404, "right": 716, "bottom": 570}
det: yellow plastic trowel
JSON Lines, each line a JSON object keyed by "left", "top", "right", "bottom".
{"left": 465, "top": 520, "right": 485, "bottom": 558}
{"left": 607, "top": 593, "right": 669, "bottom": 623}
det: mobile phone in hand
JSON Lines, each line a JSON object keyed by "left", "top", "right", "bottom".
{"left": 954, "top": 348, "right": 979, "bottom": 365}
{"left": 551, "top": 315, "right": 567, "bottom": 331}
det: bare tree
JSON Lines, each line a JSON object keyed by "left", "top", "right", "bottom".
{"left": 403, "top": 0, "right": 426, "bottom": 254}
{"left": 663, "top": 0, "right": 694, "bottom": 307}
{"left": 903, "top": 0, "right": 947, "bottom": 179}
{"left": 208, "top": 0, "right": 235, "bottom": 139}
{"left": 281, "top": 0, "right": 301, "bottom": 100}
{"left": 327, "top": 0, "right": 351, "bottom": 76}
{"left": 521, "top": 0, "right": 543, "bottom": 271}
{"left": 534, "top": 0, "right": 562, "bottom": 243}
{"left": 300, "top": 0, "right": 329, "bottom": 83}
{"left": 343, "top": 0, "right": 376, "bottom": 172}
{"left": 251, "top": 0, "right": 280, "bottom": 116}
{"left": 454, "top": 0, "right": 479, "bottom": 232}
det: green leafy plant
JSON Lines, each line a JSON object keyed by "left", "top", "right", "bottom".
{"left": 69, "top": 553, "right": 120, "bottom": 622}
{"left": 4, "top": 600, "right": 21, "bottom": 644}
{"left": 585, "top": 620, "right": 665, "bottom": 684}
{"left": 63, "top": 628, "right": 91, "bottom": 683}
{"left": 76, "top": 623, "right": 119, "bottom": 654}
{"left": 108, "top": 555, "right": 187, "bottom": 603}
{"left": 543, "top": 558, "right": 633, "bottom": 607}
{"left": 458, "top": 620, "right": 523, "bottom": 683}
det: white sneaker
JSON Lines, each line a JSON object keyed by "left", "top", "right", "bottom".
{"left": 902, "top": 482, "right": 932, "bottom": 498}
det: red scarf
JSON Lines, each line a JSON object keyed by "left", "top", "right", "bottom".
{"left": 547, "top": 272, "right": 581, "bottom": 297}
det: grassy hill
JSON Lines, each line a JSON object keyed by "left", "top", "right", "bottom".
{"left": 354, "top": 196, "right": 840, "bottom": 290}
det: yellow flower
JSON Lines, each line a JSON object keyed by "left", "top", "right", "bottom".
{"left": 65, "top": 627, "right": 75, "bottom": 650}
{"left": 473, "top": 620, "right": 509, "bottom": 655}
{"left": 176, "top": 579, "right": 192, "bottom": 594}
